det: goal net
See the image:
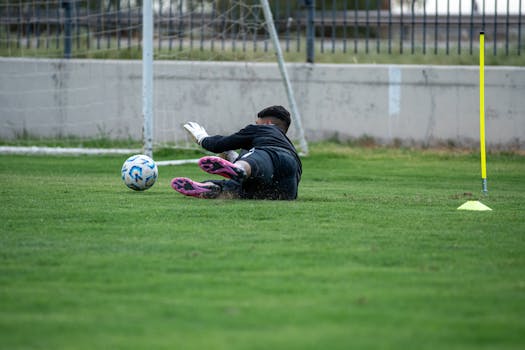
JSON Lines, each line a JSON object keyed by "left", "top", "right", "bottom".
{"left": 0, "top": 0, "right": 308, "bottom": 160}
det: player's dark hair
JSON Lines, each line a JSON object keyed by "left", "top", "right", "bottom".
{"left": 257, "top": 105, "right": 291, "bottom": 133}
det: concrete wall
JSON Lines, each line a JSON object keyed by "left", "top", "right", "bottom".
{"left": 1, "top": 58, "right": 524, "bottom": 149}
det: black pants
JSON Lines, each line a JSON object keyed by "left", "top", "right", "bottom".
{"left": 212, "top": 147, "right": 300, "bottom": 200}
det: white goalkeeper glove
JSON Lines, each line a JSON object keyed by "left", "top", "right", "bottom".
{"left": 183, "top": 121, "right": 209, "bottom": 145}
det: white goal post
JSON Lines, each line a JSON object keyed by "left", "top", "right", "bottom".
{"left": 143, "top": 0, "right": 309, "bottom": 164}
{"left": 143, "top": 0, "right": 154, "bottom": 158}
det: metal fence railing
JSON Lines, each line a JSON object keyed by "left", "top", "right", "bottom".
{"left": 0, "top": 0, "right": 523, "bottom": 62}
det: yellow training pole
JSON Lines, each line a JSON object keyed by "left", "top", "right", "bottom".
{"left": 456, "top": 32, "right": 492, "bottom": 211}
{"left": 479, "top": 31, "right": 488, "bottom": 194}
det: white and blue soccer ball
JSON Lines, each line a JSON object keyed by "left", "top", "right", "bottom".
{"left": 121, "top": 154, "right": 158, "bottom": 191}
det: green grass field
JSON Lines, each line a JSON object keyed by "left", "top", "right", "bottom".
{"left": 1, "top": 144, "right": 524, "bottom": 350}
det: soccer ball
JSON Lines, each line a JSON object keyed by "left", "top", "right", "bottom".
{"left": 121, "top": 154, "right": 158, "bottom": 191}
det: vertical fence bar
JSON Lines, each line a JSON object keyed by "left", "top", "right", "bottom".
{"left": 296, "top": 0, "right": 301, "bottom": 54}
{"left": 388, "top": 0, "right": 392, "bottom": 54}
{"left": 354, "top": 0, "right": 358, "bottom": 54}
{"left": 35, "top": 3, "right": 41, "bottom": 49}
{"left": 138, "top": 3, "right": 141, "bottom": 51}
{"left": 86, "top": 2, "right": 91, "bottom": 50}
{"left": 285, "top": 0, "right": 290, "bottom": 52}
{"left": 167, "top": 0, "right": 173, "bottom": 51}
{"left": 242, "top": 4, "right": 248, "bottom": 52}
{"left": 423, "top": 0, "right": 427, "bottom": 54}
{"left": 519, "top": 0, "right": 522, "bottom": 55}
{"left": 306, "top": 0, "right": 315, "bottom": 62}
{"left": 194, "top": 0, "right": 202, "bottom": 49}
{"left": 210, "top": 0, "right": 215, "bottom": 52}
{"left": 261, "top": 3, "right": 265, "bottom": 53}
{"left": 56, "top": 2, "right": 60, "bottom": 49}
{"left": 257, "top": 3, "right": 261, "bottom": 53}
{"left": 470, "top": 0, "right": 474, "bottom": 54}
{"left": 45, "top": 1, "right": 50, "bottom": 50}
{"left": 250, "top": 0, "right": 254, "bottom": 52}
{"left": 63, "top": 0, "right": 72, "bottom": 58}
{"left": 458, "top": 0, "right": 462, "bottom": 55}
{"left": 343, "top": 0, "right": 347, "bottom": 53}
{"left": 505, "top": 0, "right": 509, "bottom": 55}
{"left": 365, "top": 0, "right": 369, "bottom": 53}
{"left": 220, "top": 0, "right": 226, "bottom": 51}
{"left": 17, "top": 0, "right": 21, "bottom": 49}
{"left": 271, "top": 0, "right": 277, "bottom": 53}
{"left": 200, "top": 0, "right": 205, "bottom": 51}
{"left": 263, "top": 1, "right": 271, "bottom": 52}
{"left": 376, "top": 0, "right": 380, "bottom": 53}
{"left": 6, "top": 2, "right": 10, "bottom": 49}
{"left": 34, "top": 1, "right": 38, "bottom": 49}
{"left": 70, "top": 1, "right": 75, "bottom": 51}
{"left": 410, "top": 0, "right": 415, "bottom": 54}
{"left": 74, "top": 1, "right": 79, "bottom": 51}
{"left": 446, "top": 0, "right": 450, "bottom": 55}
{"left": 178, "top": 0, "right": 183, "bottom": 51}
{"left": 320, "top": 0, "right": 325, "bottom": 53}
{"left": 434, "top": 0, "right": 438, "bottom": 54}
{"left": 74, "top": 0, "right": 79, "bottom": 50}
{"left": 3, "top": 1, "right": 8, "bottom": 49}
{"left": 25, "top": 1, "right": 30, "bottom": 49}
{"left": 158, "top": 0, "right": 162, "bottom": 50}
{"left": 365, "top": 0, "right": 370, "bottom": 54}
{"left": 263, "top": 3, "right": 266, "bottom": 52}
{"left": 53, "top": 2, "right": 62, "bottom": 51}
{"left": 331, "top": 0, "right": 336, "bottom": 53}
{"left": 274, "top": 0, "right": 281, "bottom": 52}
{"left": 251, "top": 3, "right": 257, "bottom": 53}
{"left": 271, "top": 0, "right": 277, "bottom": 52}
{"left": 105, "top": 0, "right": 111, "bottom": 49}
{"left": 127, "top": 0, "right": 132, "bottom": 49}
{"left": 399, "top": 0, "right": 403, "bottom": 54}
{"left": 493, "top": 0, "right": 497, "bottom": 56}
{"left": 191, "top": 0, "right": 196, "bottom": 51}
{"left": 138, "top": 2, "right": 142, "bottom": 52}
{"left": 96, "top": 0, "right": 101, "bottom": 49}
{"left": 33, "top": 1, "right": 37, "bottom": 49}
{"left": 117, "top": 0, "right": 121, "bottom": 49}
{"left": 229, "top": 1, "right": 234, "bottom": 52}
{"left": 482, "top": 0, "right": 486, "bottom": 32}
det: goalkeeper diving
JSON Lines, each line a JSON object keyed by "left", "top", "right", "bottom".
{"left": 171, "top": 105, "right": 302, "bottom": 200}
